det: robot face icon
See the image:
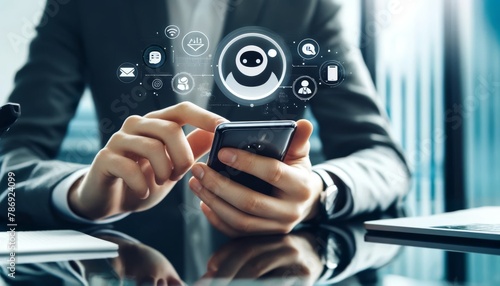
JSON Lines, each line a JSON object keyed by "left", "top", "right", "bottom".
{"left": 236, "top": 45, "right": 268, "bottom": 77}
{"left": 213, "top": 27, "right": 290, "bottom": 106}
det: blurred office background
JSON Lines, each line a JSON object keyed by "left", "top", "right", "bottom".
{"left": 0, "top": 0, "right": 100, "bottom": 164}
{"left": 1, "top": 0, "right": 499, "bottom": 284}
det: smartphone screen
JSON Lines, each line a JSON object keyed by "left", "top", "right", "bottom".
{"left": 207, "top": 120, "right": 297, "bottom": 195}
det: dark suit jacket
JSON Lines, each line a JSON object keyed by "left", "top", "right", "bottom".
{"left": 0, "top": 0, "right": 410, "bottom": 228}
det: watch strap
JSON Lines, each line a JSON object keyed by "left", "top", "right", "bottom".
{"left": 312, "top": 168, "right": 338, "bottom": 220}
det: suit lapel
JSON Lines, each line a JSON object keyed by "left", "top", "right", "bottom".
{"left": 133, "top": 0, "right": 168, "bottom": 37}
{"left": 223, "top": 0, "right": 266, "bottom": 32}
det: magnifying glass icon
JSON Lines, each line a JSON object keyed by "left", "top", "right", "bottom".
{"left": 302, "top": 43, "right": 316, "bottom": 55}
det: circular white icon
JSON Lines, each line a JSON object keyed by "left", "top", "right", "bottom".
{"left": 213, "top": 27, "right": 290, "bottom": 106}
{"left": 165, "top": 25, "right": 180, "bottom": 39}
{"left": 171, "top": 72, "right": 195, "bottom": 95}
{"left": 152, "top": 78, "right": 163, "bottom": 90}
{"left": 182, "top": 31, "right": 210, "bottom": 57}
{"left": 143, "top": 46, "right": 166, "bottom": 68}
{"left": 299, "top": 80, "right": 312, "bottom": 94}
{"left": 293, "top": 76, "right": 317, "bottom": 100}
{"left": 235, "top": 45, "right": 269, "bottom": 77}
{"left": 302, "top": 44, "right": 316, "bottom": 56}
{"left": 319, "top": 60, "right": 345, "bottom": 87}
{"left": 117, "top": 62, "right": 138, "bottom": 83}
{"left": 298, "top": 38, "right": 320, "bottom": 60}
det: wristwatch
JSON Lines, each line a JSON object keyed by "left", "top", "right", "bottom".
{"left": 316, "top": 228, "right": 342, "bottom": 282}
{"left": 312, "top": 168, "right": 338, "bottom": 220}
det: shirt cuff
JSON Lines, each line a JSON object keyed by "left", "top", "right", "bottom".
{"left": 51, "top": 167, "right": 130, "bottom": 224}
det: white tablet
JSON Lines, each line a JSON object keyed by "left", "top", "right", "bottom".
{"left": 0, "top": 230, "right": 118, "bottom": 264}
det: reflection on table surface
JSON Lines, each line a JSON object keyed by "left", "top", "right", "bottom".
{"left": 1, "top": 219, "right": 500, "bottom": 285}
{"left": 0, "top": 221, "right": 401, "bottom": 285}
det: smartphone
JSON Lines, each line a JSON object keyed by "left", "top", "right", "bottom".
{"left": 0, "top": 103, "right": 21, "bottom": 137}
{"left": 207, "top": 120, "right": 297, "bottom": 195}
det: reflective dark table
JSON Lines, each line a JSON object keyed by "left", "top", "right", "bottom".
{"left": 2, "top": 208, "right": 500, "bottom": 285}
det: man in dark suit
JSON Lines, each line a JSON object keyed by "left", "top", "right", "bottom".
{"left": 0, "top": 0, "right": 410, "bottom": 236}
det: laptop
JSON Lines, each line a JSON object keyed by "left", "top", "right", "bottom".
{"left": 364, "top": 206, "right": 500, "bottom": 241}
{"left": 365, "top": 231, "right": 500, "bottom": 255}
{"left": 0, "top": 230, "right": 118, "bottom": 264}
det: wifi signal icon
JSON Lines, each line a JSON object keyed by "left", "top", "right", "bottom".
{"left": 165, "top": 25, "right": 180, "bottom": 39}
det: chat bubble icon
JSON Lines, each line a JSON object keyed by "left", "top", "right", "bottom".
{"left": 149, "top": 51, "right": 162, "bottom": 64}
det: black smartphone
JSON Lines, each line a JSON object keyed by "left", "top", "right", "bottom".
{"left": 207, "top": 120, "right": 297, "bottom": 195}
{"left": 0, "top": 103, "right": 21, "bottom": 138}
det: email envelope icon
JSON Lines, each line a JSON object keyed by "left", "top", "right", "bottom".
{"left": 119, "top": 67, "right": 135, "bottom": 77}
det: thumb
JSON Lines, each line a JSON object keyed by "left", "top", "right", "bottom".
{"left": 285, "top": 119, "right": 313, "bottom": 160}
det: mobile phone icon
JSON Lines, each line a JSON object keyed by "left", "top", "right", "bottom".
{"left": 327, "top": 65, "right": 338, "bottom": 82}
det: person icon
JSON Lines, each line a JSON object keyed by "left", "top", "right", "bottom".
{"left": 293, "top": 76, "right": 317, "bottom": 100}
{"left": 298, "top": 80, "right": 312, "bottom": 95}
{"left": 171, "top": 72, "right": 195, "bottom": 95}
{"left": 177, "top": 76, "right": 190, "bottom": 91}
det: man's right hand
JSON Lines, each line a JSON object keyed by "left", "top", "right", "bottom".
{"left": 68, "top": 102, "right": 227, "bottom": 221}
